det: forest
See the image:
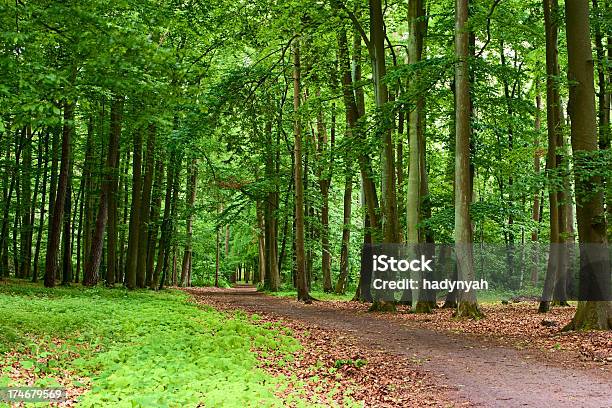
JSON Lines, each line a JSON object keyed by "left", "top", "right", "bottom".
{"left": 1, "top": 0, "right": 611, "bottom": 406}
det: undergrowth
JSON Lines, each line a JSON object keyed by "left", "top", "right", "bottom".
{"left": 0, "top": 280, "right": 304, "bottom": 407}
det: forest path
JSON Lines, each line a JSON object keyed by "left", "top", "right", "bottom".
{"left": 186, "top": 286, "right": 612, "bottom": 408}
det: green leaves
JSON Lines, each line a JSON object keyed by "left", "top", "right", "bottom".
{"left": 0, "top": 283, "right": 305, "bottom": 407}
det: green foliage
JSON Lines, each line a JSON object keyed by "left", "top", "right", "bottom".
{"left": 0, "top": 281, "right": 306, "bottom": 407}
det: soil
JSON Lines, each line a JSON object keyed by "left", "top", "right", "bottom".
{"left": 186, "top": 286, "right": 612, "bottom": 408}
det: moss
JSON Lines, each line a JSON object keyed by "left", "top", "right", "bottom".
{"left": 454, "top": 301, "right": 484, "bottom": 320}
{"left": 369, "top": 300, "right": 396, "bottom": 312}
{"left": 413, "top": 301, "right": 436, "bottom": 314}
{"left": 563, "top": 301, "right": 612, "bottom": 331}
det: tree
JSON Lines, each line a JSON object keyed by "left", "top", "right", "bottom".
{"left": 454, "top": 0, "right": 482, "bottom": 319}
{"left": 292, "top": 36, "right": 310, "bottom": 302}
{"left": 44, "top": 99, "right": 74, "bottom": 288}
{"left": 563, "top": 0, "right": 612, "bottom": 330}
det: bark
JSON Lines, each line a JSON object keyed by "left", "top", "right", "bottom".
{"left": 370, "top": 0, "right": 399, "bottom": 243}
{"left": 106, "top": 97, "right": 124, "bottom": 285}
{"left": 257, "top": 201, "right": 266, "bottom": 286}
{"left": 316, "top": 94, "right": 334, "bottom": 293}
{"left": 19, "top": 126, "right": 33, "bottom": 278}
{"left": 564, "top": 0, "right": 612, "bottom": 330}
{"left": 293, "top": 37, "right": 310, "bottom": 302}
{"left": 137, "top": 124, "right": 156, "bottom": 287}
{"left": 264, "top": 121, "right": 280, "bottom": 291}
{"left": 83, "top": 95, "right": 123, "bottom": 286}
{"left": 33, "top": 131, "right": 49, "bottom": 282}
{"left": 335, "top": 173, "right": 353, "bottom": 294}
{"left": 180, "top": 158, "right": 197, "bottom": 287}
{"left": 0, "top": 130, "right": 24, "bottom": 277}
{"left": 45, "top": 100, "right": 74, "bottom": 288}
{"left": 454, "top": 0, "right": 482, "bottom": 318}
{"left": 539, "top": 0, "right": 566, "bottom": 312}
{"left": 531, "top": 80, "right": 543, "bottom": 285}
{"left": 82, "top": 117, "right": 95, "bottom": 279}
{"left": 125, "top": 128, "right": 143, "bottom": 289}
{"left": 151, "top": 151, "right": 176, "bottom": 290}
{"left": 61, "top": 170, "right": 72, "bottom": 285}
{"left": 146, "top": 158, "right": 164, "bottom": 286}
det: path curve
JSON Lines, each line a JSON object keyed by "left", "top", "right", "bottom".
{"left": 186, "top": 287, "right": 612, "bottom": 408}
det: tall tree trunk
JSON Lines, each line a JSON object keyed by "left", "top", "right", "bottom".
{"left": 264, "top": 121, "right": 280, "bottom": 291}
{"left": 146, "top": 158, "right": 164, "bottom": 286}
{"left": 454, "top": 0, "right": 481, "bottom": 318}
{"left": 33, "top": 131, "right": 49, "bottom": 282}
{"left": 316, "top": 97, "right": 334, "bottom": 293}
{"left": 125, "top": 128, "right": 143, "bottom": 289}
{"left": 256, "top": 200, "right": 266, "bottom": 286}
{"left": 336, "top": 173, "right": 353, "bottom": 294}
{"left": 151, "top": 151, "right": 176, "bottom": 290}
{"left": 564, "top": 0, "right": 612, "bottom": 330}
{"left": 83, "top": 95, "right": 123, "bottom": 286}
{"left": 106, "top": 97, "right": 124, "bottom": 286}
{"left": 539, "top": 0, "right": 565, "bottom": 312}
{"left": 531, "top": 79, "right": 543, "bottom": 285}
{"left": 293, "top": 37, "right": 310, "bottom": 302}
{"left": 370, "top": 0, "right": 399, "bottom": 244}
{"left": 19, "top": 126, "right": 33, "bottom": 278}
{"left": 45, "top": 100, "right": 74, "bottom": 288}
{"left": 61, "top": 170, "right": 73, "bottom": 285}
{"left": 180, "top": 158, "right": 197, "bottom": 287}
{"left": 137, "top": 124, "right": 156, "bottom": 287}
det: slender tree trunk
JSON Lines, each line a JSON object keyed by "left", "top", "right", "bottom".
{"left": 125, "top": 128, "right": 143, "bottom": 289}
{"left": 61, "top": 170, "right": 72, "bottom": 285}
{"left": 256, "top": 200, "right": 266, "bottom": 286}
{"left": 180, "top": 158, "right": 197, "bottom": 287}
{"left": 146, "top": 158, "right": 164, "bottom": 286}
{"left": 19, "top": 126, "right": 32, "bottom": 278}
{"left": 137, "top": 124, "right": 156, "bottom": 287}
{"left": 336, "top": 173, "right": 353, "bottom": 294}
{"left": 564, "top": 0, "right": 612, "bottom": 330}
{"left": 539, "top": 0, "right": 564, "bottom": 312}
{"left": 151, "top": 151, "right": 176, "bottom": 290}
{"left": 531, "top": 80, "right": 543, "bottom": 285}
{"left": 263, "top": 121, "right": 280, "bottom": 291}
{"left": 83, "top": 95, "right": 123, "bottom": 286}
{"left": 370, "top": 0, "right": 399, "bottom": 244}
{"left": 293, "top": 37, "right": 310, "bottom": 302}
{"left": 33, "top": 131, "right": 49, "bottom": 282}
{"left": 454, "top": 0, "right": 481, "bottom": 318}
{"left": 45, "top": 99, "right": 74, "bottom": 288}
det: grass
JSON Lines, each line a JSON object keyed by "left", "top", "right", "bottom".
{"left": 0, "top": 279, "right": 304, "bottom": 407}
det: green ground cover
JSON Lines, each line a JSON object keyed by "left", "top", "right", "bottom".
{"left": 0, "top": 281, "right": 303, "bottom": 407}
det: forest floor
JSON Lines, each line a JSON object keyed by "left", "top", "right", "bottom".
{"left": 187, "top": 285, "right": 612, "bottom": 408}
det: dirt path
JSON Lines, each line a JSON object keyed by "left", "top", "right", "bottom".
{"left": 186, "top": 287, "right": 612, "bottom": 408}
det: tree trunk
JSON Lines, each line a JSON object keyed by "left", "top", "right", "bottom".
{"left": 292, "top": 37, "right": 310, "bottom": 302}
{"left": 531, "top": 79, "right": 543, "bottom": 285}
{"left": 19, "top": 127, "right": 33, "bottom": 279}
{"left": 539, "top": 0, "right": 565, "bottom": 312}
{"left": 336, "top": 173, "right": 353, "bottom": 294}
{"left": 44, "top": 101, "right": 74, "bottom": 287}
{"left": 454, "top": 0, "right": 481, "bottom": 318}
{"left": 83, "top": 95, "right": 123, "bottom": 286}
{"left": 33, "top": 131, "right": 49, "bottom": 282}
{"left": 146, "top": 158, "right": 164, "bottom": 286}
{"left": 125, "top": 128, "right": 143, "bottom": 289}
{"left": 370, "top": 0, "right": 399, "bottom": 244}
{"left": 564, "top": 0, "right": 612, "bottom": 330}
{"left": 61, "top": 169, "right": 73, "bottom": 285}
{"left": 180, "top": 158, "right": 197, "bottom": 287}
